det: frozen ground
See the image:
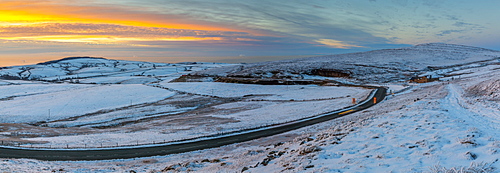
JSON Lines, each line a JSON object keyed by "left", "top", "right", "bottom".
{"left": 0, "top": 57, "right": 372, "bottom": 149}
{"left": 4, "top": 84, "right": 370, "bottom": 149}
{"left": 1, "top": 44, "right": 499, "bottom": 172}
{"left": 0, "top": 84, "right": 174, "bottom": 123}
{"left": 157, "top": 81, "right": 367, "bottom": 101}
{"left": 1, "top": 67, "right": 498, "bottom": 172}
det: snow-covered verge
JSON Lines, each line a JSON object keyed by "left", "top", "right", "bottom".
{"left": 1, "top": 62, "right": 499, "bottom": 173}
{"left": 467, "top": 78, "right": 500, "bottom": 100}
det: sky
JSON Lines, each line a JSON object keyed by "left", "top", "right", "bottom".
{"left": 1, "top": 0, "right": 499, "bottom": 66}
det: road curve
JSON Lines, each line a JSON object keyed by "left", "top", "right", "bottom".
{"left": 0, "top": 87, "right": 387, "bottom": 161}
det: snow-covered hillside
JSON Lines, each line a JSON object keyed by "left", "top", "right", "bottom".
{"left": 2, "top": 64, "right": 498, "bottom": 172}
{"left": 467, "top": 78, "right": 500, "bottom": 99}
{"left": 0, "top": 57, "right": 373, "bottom": 149}
{"left": 0, "top": 56, "right": 232, "bottom": 84}
{"left": 195, "top": 43, "right": 500, "bottom": 83}
{"left": 1, "top": 44, "right": 499, "bottom": 172}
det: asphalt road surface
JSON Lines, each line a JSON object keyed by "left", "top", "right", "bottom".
{"left": 0, "top": 87, "right": 386, "bottom": 161}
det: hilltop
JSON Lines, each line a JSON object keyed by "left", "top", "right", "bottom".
{"left": 36, "top": 56, "right": 107, "bottom": 65}
{"left": 0, "top": 57, "right": 169, "bottom": 81}
{"left": 195, "top": 43, "right": 500, "bottom": 83}
{"left": 0, "top": 56, "right": 229, "bottom": 84}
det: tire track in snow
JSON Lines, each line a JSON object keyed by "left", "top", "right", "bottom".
{"left": 442, "top": 84, "right": 499, "bottom": 137}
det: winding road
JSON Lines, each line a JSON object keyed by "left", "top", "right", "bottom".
{"left": 0, "top": 87, "right": 386, "bottom": 161}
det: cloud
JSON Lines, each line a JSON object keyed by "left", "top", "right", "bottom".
{"left": 453, "top": 22, "right": 474, "bottom": 27}
{"left": 315, "top": 39, "right": 364, "bottom": 49}
{"left": 1, "top": 0, "right": 397, "bottom": 52}
{"left": 0, "top": 23, "right": 257, "bottom": 44}
{"left": 4, "top": 0, "right": 495, "bottom": 65}
{"left": 0, "top": 23, "right": 247, "bottom": 37}
{"left": 436, "top": 30, "right": 465, "bottom": 36}
{"left": 0, "top": 0, "right": 239, "bottom": 31}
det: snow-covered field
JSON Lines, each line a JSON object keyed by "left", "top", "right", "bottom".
{"left": 0, "top": 84, "right": 174, "bottom": 123}
{"left": 2, "top": 65, "right": 498, "bottom": 172}
{"left": 0, "top": 57, "right": 233, "bottom": 84}
{"left": 1, "top": 44, "right": 499, "bottom": 172}
{"left": 0, "top": 57, "right": 372, "bottom": 149}
{"left": 158, "top": 81, "right": 367, "bottom": 101}
{"left": 5, "top": 83, "right": 370, "bottom": 149}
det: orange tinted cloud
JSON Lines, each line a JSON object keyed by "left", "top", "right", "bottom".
{"left": 0, "top": 22, "right": 251, "bottom": 45}
{"left": 0, "top": 1, "right": 241, "bottom": 31}
{"left": 315, "top": 39, "right": 364, "bottom": 49}
{"left": 0, "top": 1, "right": 253, "bottom": 45}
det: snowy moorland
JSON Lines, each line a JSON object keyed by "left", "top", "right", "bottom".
{"left": 1, "top": 43, "right": 499, "bottom": 172}
{"left": 0, "top": 56, "right": 371, "bottom": 149}
{"left": 0, "top": 84, "right": 174, "bottom": 123}
{"left": 0, "top": 57, "right": 230, "bottom": 84}
{"left": 195, "top": 43, "right": 500, "bottom": 84}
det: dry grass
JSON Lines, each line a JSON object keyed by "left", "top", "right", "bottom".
{"left": 429, "top": 162, "right": 496, "bottom": 173}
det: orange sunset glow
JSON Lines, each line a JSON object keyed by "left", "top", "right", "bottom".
{"left": 0, "top": 1, "right": 234, "bottom": 30}
{"left": 0, "top": 1, "right": 239, "bottom": 44}
{"left": 0, "top": 1, "right": 269, "bottom": 66}
{"left": 1, "top": 0, "right": 498, "bottom": 66}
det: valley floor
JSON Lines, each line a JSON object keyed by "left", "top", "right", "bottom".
{"left": 1, "top": 69, "right": 499, "bottom": 172}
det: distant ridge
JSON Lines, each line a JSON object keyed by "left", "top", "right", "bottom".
{"left": 194, "top": 43, "right": 500, "bottom": 83}
{"left": 37, "top": 57, "right": 106, "bottom": 65}
{"left": 411, "top": 43, "right": 497, "bottom": 52}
